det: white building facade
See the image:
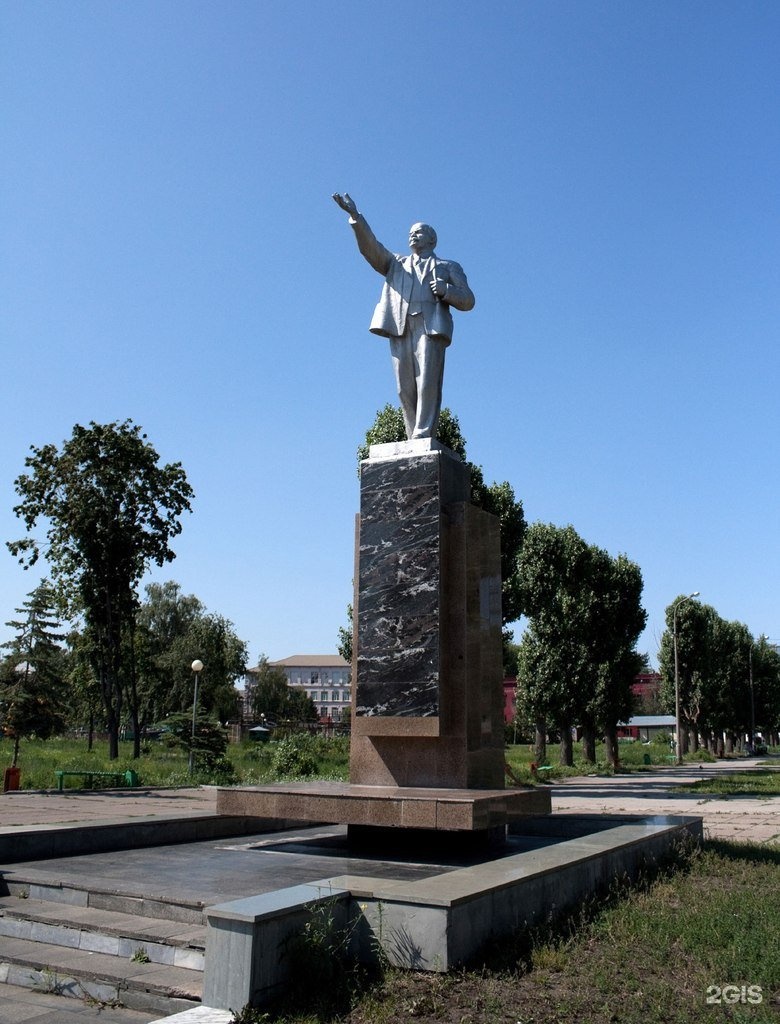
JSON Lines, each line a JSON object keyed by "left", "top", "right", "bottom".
{"left": 269, "top": 654, "right": 351, "bottom": 723}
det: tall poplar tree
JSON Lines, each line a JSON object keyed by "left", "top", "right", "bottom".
{"left": 517, "top": 524, "right": 646, "bottom": 767}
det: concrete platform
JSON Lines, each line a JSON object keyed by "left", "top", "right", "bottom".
{"left": 201, "top": 812, "right": 703, "bottom": 1008}
{"left": 216, "top": 780, "right": 551, "bottom": 830}
{"left": 4, "top": 813, "right": 700, "bottom": 1014}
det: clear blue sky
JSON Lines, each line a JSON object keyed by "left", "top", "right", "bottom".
{"left": 2, "top": 1, "right": 779, "bottom": 668}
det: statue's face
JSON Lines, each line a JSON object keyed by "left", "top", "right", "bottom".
{"left": 408, "top": 223, "right": 435, "bottom": 253}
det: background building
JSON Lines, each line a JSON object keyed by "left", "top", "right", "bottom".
{"left": 269, "top": 654, "right": 351, "bottom": 724}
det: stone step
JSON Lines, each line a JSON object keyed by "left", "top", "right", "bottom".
{"left": 0, "top": 895, "right": 206, "bottom": 970}
{"left": 2, "top": 872, "right": 205, "bottom": 924}
{"left": 0, "top": 978, "right": 158, "bottom": 1023}
{"left": 0, "top": 935, "right": 201, "bottom": 1016}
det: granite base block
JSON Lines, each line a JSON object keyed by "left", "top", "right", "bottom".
{"left": 216, "top": 782, "right": 551, "bottom": 832}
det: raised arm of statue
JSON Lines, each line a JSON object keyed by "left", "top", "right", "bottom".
{"left": 333, "top": 192, "right": 392, "bottom": 276}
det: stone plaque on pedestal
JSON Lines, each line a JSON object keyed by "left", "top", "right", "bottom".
{"left": 350, "top": 440, "right": 505, "bottom": 789}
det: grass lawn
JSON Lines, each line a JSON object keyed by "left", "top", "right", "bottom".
{"left": 261, "top": 839, "right": 780, "bottom": 1024}
{"left": 5, "top": 736, "right": 769, "bottom": 791}
{"left": 672, "top": 770, "right": 780, "bottom": 798}
{"left": 503, "top": 737, "right": 718, "bottom": 783}
{"left": 2, "top": 733, "right": 351, "bottom": 790}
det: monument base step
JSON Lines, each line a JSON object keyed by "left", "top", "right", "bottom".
{"left": 216, "top": 781, "right": 551, "bottom": 832}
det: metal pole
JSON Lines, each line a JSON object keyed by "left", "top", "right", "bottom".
{"left": 749, "top": 644, "right": 756, "bottom": 753}
{"left": 673, "top": 610, "right": 682, "bottom": 766}
{"left": 188, "top": 660, "right": 203, "bottom": 776}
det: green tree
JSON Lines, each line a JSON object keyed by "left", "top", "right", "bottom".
{"left": 337, "top": 604, "right": 353, "bottom": 664}
{"left": 134, "top": 581, "right": 204, "bottom": 741}
{"left": 162, "top": 709, "right": 236, "bottom": 781}
{"left": 584, "top": 551, "right": 646, "bottom": 767}
{"left": 7, "top": 421, "right": 194, "bottom": 759}
{"left": 66, "top": 626, "right": 104, "bottom": 749}
{"left": 517, "top": 524, "right": 592, "bottom": 765}
{"left": 658, "top": 597, "right": 713, "bottom": 755}
{"left": 248, "top": 655, "right": 317, "bottom": 725}
{"left": 751, "top": 636, "right": 780, "bottom": 746}
{"left": 517, "top": 524, "right": 646, "bottom": 767}
{"left": 503, "top": 636, "right": 521, "bottom": 678}
{"left": 706, "top": 617, "right": 753, "bottom": 754}
{"left": 356, "top": 404, "right": 467, "bottom": 464}
{"left": 0, "top": 581, "right": 68, "bottom": 766}
{"left": 135, "top": 582, "right": 248, "bottom": 731}
{"left": 659, "top": 605, "right": 775, "bottom": 755}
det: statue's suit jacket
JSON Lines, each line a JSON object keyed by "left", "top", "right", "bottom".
{"left": 350, "top": 215, "right": 475, "bottom": 346}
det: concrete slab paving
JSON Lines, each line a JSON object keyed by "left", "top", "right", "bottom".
{"left": 0, "top": 788, "right": 218, "bottom": 828}
{"left": 548, "top": 757, "right": 780, "bottom": 843}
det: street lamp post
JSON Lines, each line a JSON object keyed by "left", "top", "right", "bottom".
{"left": 748, "top": 635, "right": 767, "bottom": 754}
{"left": 188, "top": 659, "right": 204, "bottom": 776}
{"left": 673, "top": 592, "right": 700, "bottom": 766}
{"left": 745, "top": 643, "right": 749, "bottom": 757}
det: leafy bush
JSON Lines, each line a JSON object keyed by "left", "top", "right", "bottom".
{"left": 207, "top": 755, "right": 238, "bottom": 784}
{"left": 271, "top": 735, "right": 319, "bottom": 777}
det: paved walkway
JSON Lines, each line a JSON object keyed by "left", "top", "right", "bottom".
{"left": 0, "top": 785, "right": 217, "bottom": 827}
{"left": 2, "top": 759, "right": 777, "bottom": 842}
{"left": 0, "top": 761, "right": 777, "bottom": 1022}
{"left": 549, "top": 757, "right": 780, "bottom": 843}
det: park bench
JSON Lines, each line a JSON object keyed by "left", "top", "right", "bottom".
{"left": 54, "top": 769, "right": 139, "bottom": 792}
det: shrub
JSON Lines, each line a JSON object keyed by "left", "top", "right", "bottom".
{"left": 271, "top": 735, "right": 318, "bottom": 777}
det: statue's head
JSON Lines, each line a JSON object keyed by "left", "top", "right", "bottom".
{"left": 408, "top": 222, "right": 437, "bottom": 253}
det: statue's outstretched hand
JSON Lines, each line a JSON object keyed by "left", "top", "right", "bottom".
{"left": 332, "top": 192, "right": 359, "bottom": 218}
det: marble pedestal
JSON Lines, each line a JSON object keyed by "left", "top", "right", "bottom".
{"left": 216, "top": 440, "right": 545, "bottom": 840}
{"left": 350, "top": 440, "right": 505, "bottom": 790}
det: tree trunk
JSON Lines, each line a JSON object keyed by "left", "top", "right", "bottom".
{"left": 581, "top": 723, "right": 597, "bottom": 763}
{"left": 107, "top": 717, "right": 120, "bottom": 760}
{"left": 725, "top": 733, "right": 735, "bottom": 755}
{"left": 534, "top": 720, "right": 547, "bottom": 764}
{"left": 131, "top": 709, "right": 141, "bottom": 759}
{"left": 127, "top": 619, "right": 141, "bottom": 760}
{"left": 559, "top": 723, "right": 573, "bottom": 767}
{"left": 105, "top": 674, "right": 120, "bottom": 760}
{"left": 87, "top": 711, "right": 94, "bottom": 752}
{"left": 604, "top": 726, "right": 620, "bottom": 770}
{"left": 12, "top": 734, "right": 20, "bottom": 768}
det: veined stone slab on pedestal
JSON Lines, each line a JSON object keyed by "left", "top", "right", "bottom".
{"left": 216, "top": 782, "right": 551, "bottom": 831}
{"left": 350, "top": 443, "right": 505, "bottom": 789}
{"left": 354, "top": 445, "right": 469, "bottom": 722}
